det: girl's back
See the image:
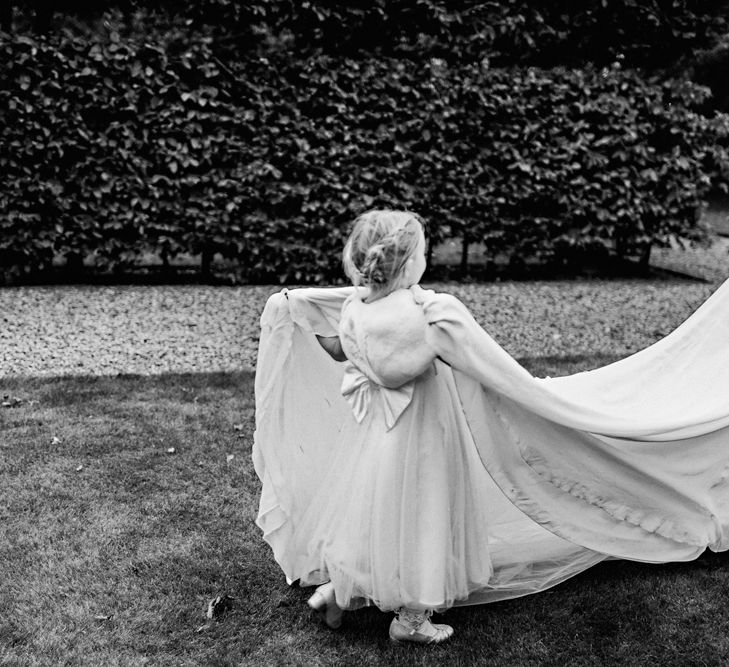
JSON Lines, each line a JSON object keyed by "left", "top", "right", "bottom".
{"left": 339, "top": 287, "right": 436, "bottom": 390}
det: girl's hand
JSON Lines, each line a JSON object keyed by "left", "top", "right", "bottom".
{"left": 316, "top": 335, "right": 348, "bottom": 362}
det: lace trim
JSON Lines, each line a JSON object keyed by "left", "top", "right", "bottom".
{"left": 396, "top": 608, "right": 432, "bottom": 632}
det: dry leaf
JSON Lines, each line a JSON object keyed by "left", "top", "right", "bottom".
{"left": 51, "top": 436, "right": 61, "bottom": 446}
{"left": 167, "top": 447, "right": 176, "bottom": 454}
{"left": 232, "top": 423, "right": 245, "bottom": 431}
{"left": 76, "top": 465, "right": 84, "bottom": 472}
{"left": 206, "top": 595, "right": 235, "bottom": 619}
{"left": 226, "top": 454, "right": 234, "bottom": 464}
{"left": 1, "top": 396, "right": 23, "bottom": 408}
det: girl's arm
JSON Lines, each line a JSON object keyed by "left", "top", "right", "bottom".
{"left": 316, "top": 335, "right": 348, "bottom": 362}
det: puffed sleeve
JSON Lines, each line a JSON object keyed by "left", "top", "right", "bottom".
{"left": 412, "top": 286, "right": 538, "bottom": 400}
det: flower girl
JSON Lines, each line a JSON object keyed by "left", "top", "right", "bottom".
{"left": 298, "top": 209, "right": 495, "bottom": 644}
{"left": 254, "top": 207, "right": 729, "bottom": 647}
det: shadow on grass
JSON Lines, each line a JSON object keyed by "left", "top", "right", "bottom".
{"left": 519, "top": 354, "right": 626, "bottom": 378}
{"left": 2, "top": 369, "right": 729, "bottom": 666}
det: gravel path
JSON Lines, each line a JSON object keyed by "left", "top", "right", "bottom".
{"left": 0, "top": 277, "right": 723, "bottom": 377}
{"left": 651, "top": 236, "right": 729, "bottom": 283}
{"left": 1, "top": 285, "right": 273, "bottom": 378}
{"left": 2, "top": 234, "right": 727, "bottom": 378}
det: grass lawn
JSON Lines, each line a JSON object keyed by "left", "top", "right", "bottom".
{"left": 2, "top": 364, "right": 729, "bottom": 666}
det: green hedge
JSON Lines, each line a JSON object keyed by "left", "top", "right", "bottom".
{"left": 12, "top": 1, "right": 729, "bottom": 69}
{"left": 450, "top": 65, "right": 729, "bottom": 266}
{"left": 2, "top": 17, "right": 729, "bottom": 283}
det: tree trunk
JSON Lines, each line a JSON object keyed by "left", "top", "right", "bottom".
{"left": 640, "top": 243, "right": 652, "bottom": 267}
{"left": 460, "top": 233, "right": 470, "bottom": 276}
{"left": 66, "top": 251, "right": 84, "bottom": 278}
{"left": 201, "top": 246, "right": 213, "bottom": 281}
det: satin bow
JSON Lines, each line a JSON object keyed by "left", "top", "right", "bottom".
{"left": 341, "top": 362, "right": 415, "bottom": 431}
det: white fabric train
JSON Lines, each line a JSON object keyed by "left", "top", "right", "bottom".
{"left": 253, "top": 280, "right": 729, "bottom": 605}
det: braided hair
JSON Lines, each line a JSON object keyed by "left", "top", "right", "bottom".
{"left": 342, "top": 209, "right": 425, "bottom": 299}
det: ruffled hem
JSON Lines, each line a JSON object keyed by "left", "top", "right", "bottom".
{"left": 460, "top": 388, "right": 709, "bottom": 562}
{"left": 324, "top": 560, "right": 493, "bottom": 613}
{"left": 524, "top": 449, "right": 706, "bottom": 548}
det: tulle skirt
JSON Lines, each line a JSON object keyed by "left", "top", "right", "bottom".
{"left": 255, "top": 307, "right": 608, "bottom": 612}
{"left": 256, "top": 282, "right": 729, "bottom": 612}
{"left": 290, "top": 361, "right": 495, "bottom": 612}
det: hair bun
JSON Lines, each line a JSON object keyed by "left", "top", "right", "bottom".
{"left": 341, "top": 209, "right": 424, "bottom": 291}
{"left": 361, "top": 244, "right": 388, "bottom": 284}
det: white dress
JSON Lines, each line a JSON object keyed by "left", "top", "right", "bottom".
{"left": 292, "top": 288, "right": 498, "bottom": 612}
{"left": 252, "top": 280, "right": 729, "bottom": 611}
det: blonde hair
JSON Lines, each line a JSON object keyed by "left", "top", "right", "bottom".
{"left": 342, "top": 209, "right": 425, "bottom": 298}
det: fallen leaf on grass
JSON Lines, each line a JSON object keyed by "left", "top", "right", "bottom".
{"left": 167, "top": 447, "right": 176, "bottom": 454}
{"left": 196, "top": 623, "right": 212, "bottom": 633}
{"left": 226, "top": 454, "right": 234, "bottom": 464}
{"left": 232, "top": 423, "right": 245, "bottom": 431}
{"left": 94, "top": 615, "right": 112, "bottom": 621}
{"left": 50, "top": 436, "right": 61, "bottom": 446}
{"left": 76, "top": 465, "right": 84, "bottom": 472}
{"left": 1, "top": 396, "right": 23, "bottom": 408}
{"left": 206, "top": 595, "right": 235, "bottom": 619}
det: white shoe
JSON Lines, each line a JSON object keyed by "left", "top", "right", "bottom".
{"left": 389, "top": 609, "right": 454, "bottom": 645}
{"left": 307, "top": 582, "right": 344, "bottom": 630}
